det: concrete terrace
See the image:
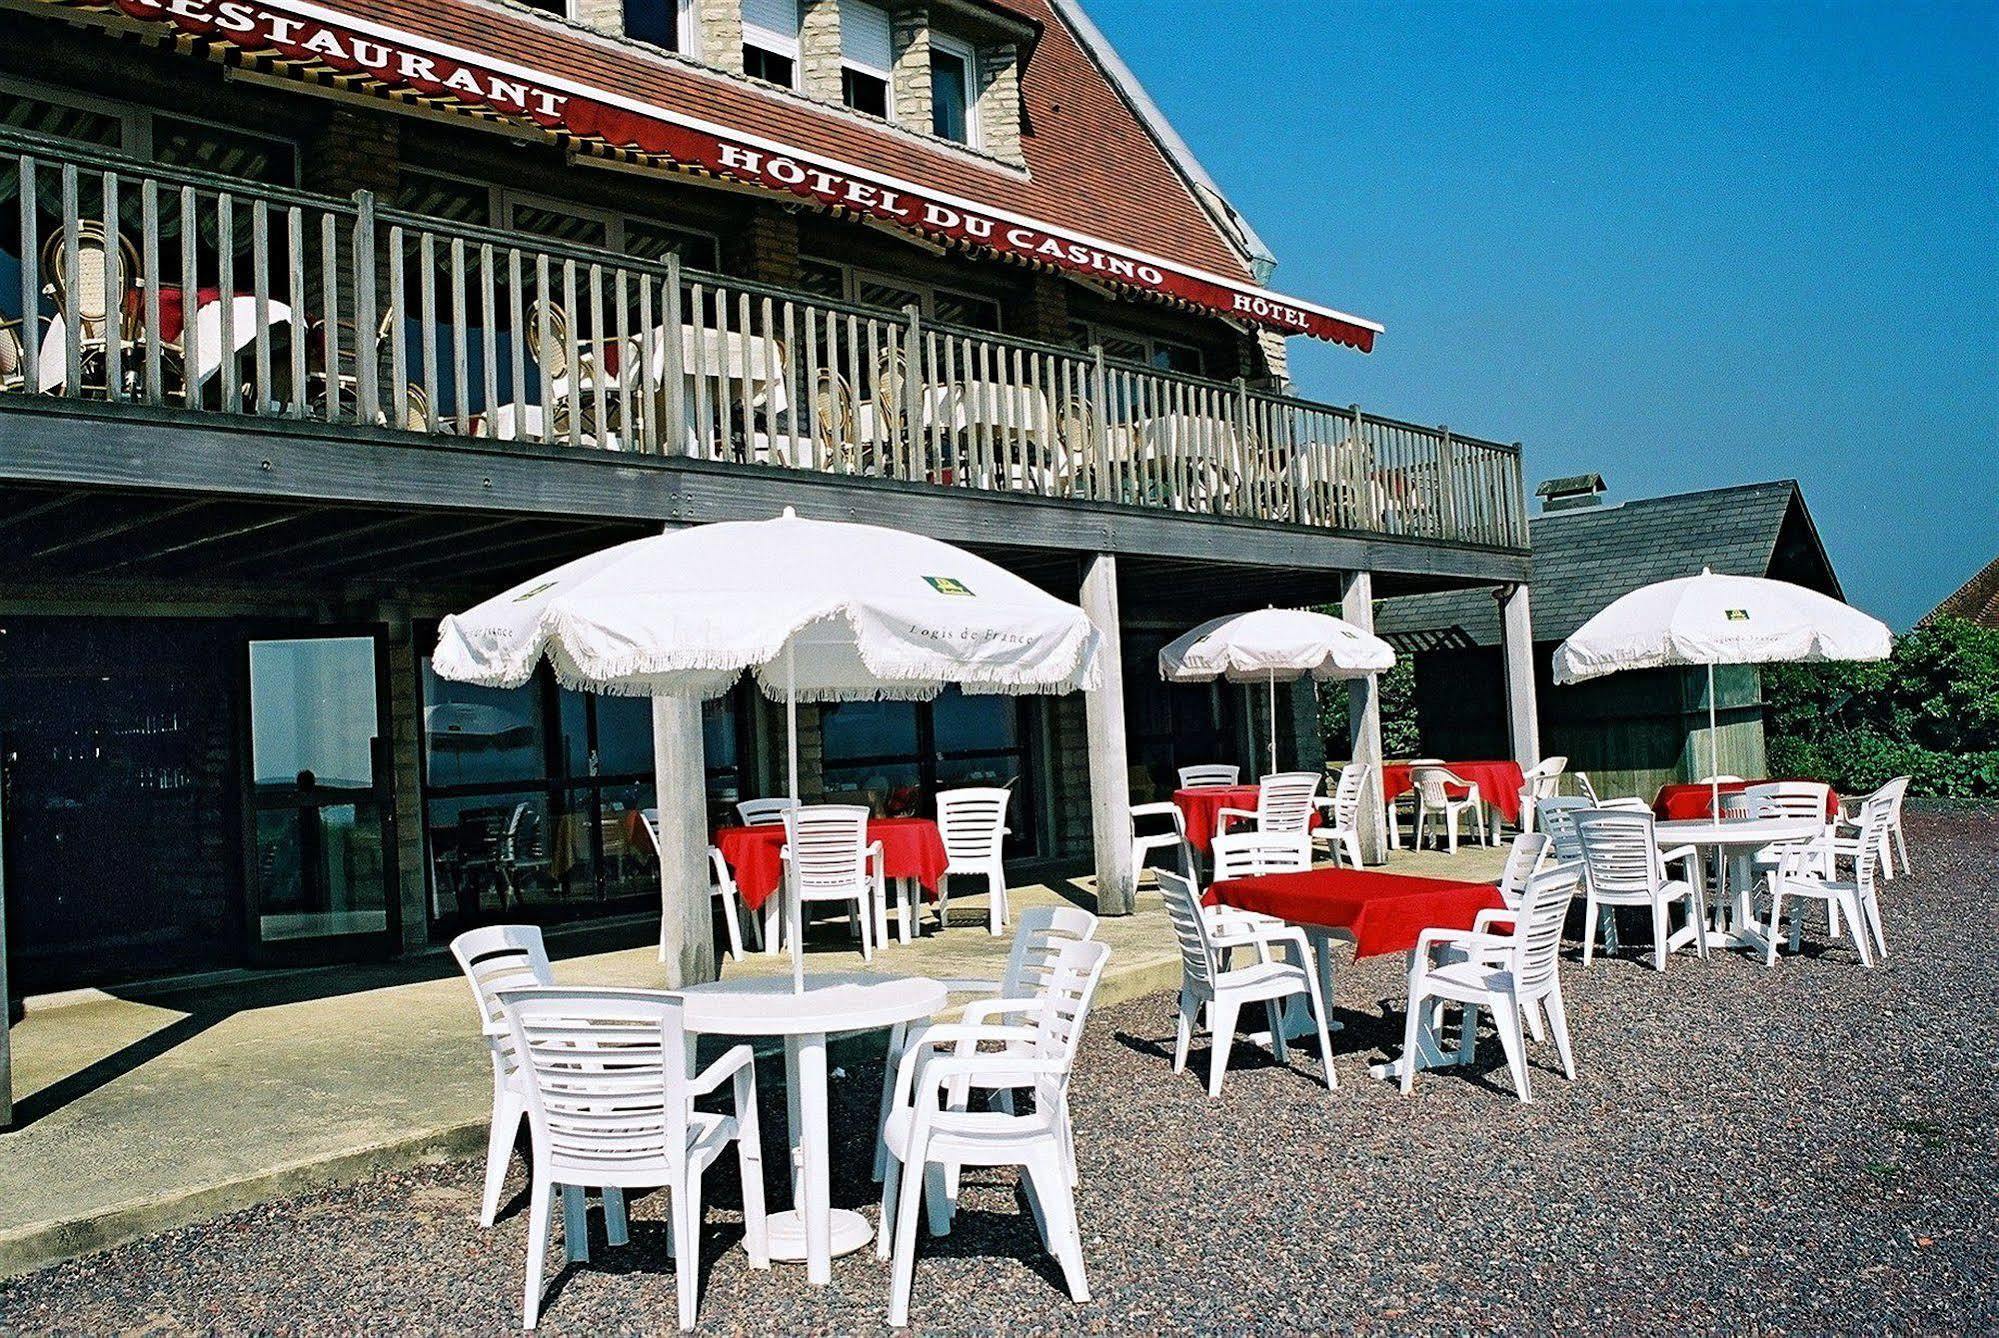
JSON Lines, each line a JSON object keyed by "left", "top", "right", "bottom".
{"left": 0, "top": 847, "right": 1507, "bottom": 1277}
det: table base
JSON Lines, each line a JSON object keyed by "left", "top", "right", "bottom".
{"left": 766, "top": 1207, "right": 873, "bottom": 1262}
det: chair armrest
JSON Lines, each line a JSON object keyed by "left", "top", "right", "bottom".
{"left": 1659, "top": 844, "right": 1700, "bottom": 864}
{"left": 688, "top": 1043, "right": 757, "bottom": 1098}
{"left": 893, "top": 1022, "right": 1039, "bottom": 1106}
{"left": 956, "top": 997, "right": 1043, "bottom": 1027}
{"left": 1471, "top": 908, "right": 1519, "bottom": 935}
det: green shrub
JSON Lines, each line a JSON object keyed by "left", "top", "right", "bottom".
{"left": 1314, "top": 655, "right": 1420, "bottom": 759}
{"left": 1764, "top": 615, "right": 1999, "bottom": 799}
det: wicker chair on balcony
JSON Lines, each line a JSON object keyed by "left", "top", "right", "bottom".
{"left": 0, "top": 318, "right": 26, "bottom": 393}
{"left": 42, "top": 220, "right": 143, "bottom": 396}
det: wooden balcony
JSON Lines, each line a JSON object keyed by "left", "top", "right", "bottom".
{"left": 0, "top": 129, "right": 1530, "bottom": 558}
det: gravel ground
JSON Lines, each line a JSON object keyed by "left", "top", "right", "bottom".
{"left": 4, "top": 808, "right": 1995, "bottom": 1336}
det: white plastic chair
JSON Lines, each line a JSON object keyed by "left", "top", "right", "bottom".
{"left": 1313, "top": 763, "right": 1368, "bottom": 868}
{"left": 637, "top": 808, "right": 750, "bottom": 961}
{"left": 1129, "top": 801, "right": 1193, "bottom": 888}
{"left": 450, "top": 924, "right": 560, "bottom": 1231}
{"left": 1698, "top": 774, "right": 1746, "bottom": 786}
{"left": 1516, "top": 755, "right": 1567, "bottom": 833}
{"left": 1572, "top": 809, "right": 1707, "bottom": 970}
{"left": 1411, "top": 765, "right": 1487, "bottom": 853}
{"left": 1574, "top": 772, "right": 1601, "bottom": 805}
{"left": 1766, "top": 789, "right": 1892, "bottom": 966}
{"left": 877, "top": 937, "right": 1112, "bottom": 1329}
{"left": 935, "top": 787, "right": 1012, "bottom": 936}
{"left": 497, "top": 986, "right": 768, "bottom": 1330}
{"left": 735, "top": 796, "right": 799, "bottom": 827}
{"left": 1209, "top": 830, "right": 1313, "bottom": 881}
{"left": 1831, "top": 775, "right": 1910, "bottom": 879}
{"left": 1157, "top": 869, "right": 1336, "bottom": 1097}
{"left": 1535, "top": 796, "right": 1592, "bottom": 866}
{"left": 1494, "top": 832, "right": 1553, "bottom": 910}
{"left": 1177, "top": 764, "right": 1240, "bottom": 789}
{"left": 1214, "top": 771, "right": 1322, "bottom": 842}
{"left": 780, "top": 805, "right": 883, "bottom": 960}
{"left": 1399, "top": 860, "right": 1585, "bottom": 1102}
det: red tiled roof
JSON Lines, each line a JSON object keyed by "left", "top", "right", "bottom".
{"left": 1921, "top": 556, "right": 1999, "bottom": 630}
{"left": 335, "top": 0, "right": 1252, "bottom": 278}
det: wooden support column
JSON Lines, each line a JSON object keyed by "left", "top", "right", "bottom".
{"left": 652, "top": 696, "right": 716, "bottom": 987}
{"left": 1081, "top": 554, "right": 1135, "bottom": 916}
{"left": 1500, "top": 583, "right": 1542, "bottom": 772}
{"left": 1341, "top": 571, "right": 1388, "bottom": 865}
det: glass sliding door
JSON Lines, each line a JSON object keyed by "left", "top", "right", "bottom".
{"left": 246, "top": 635, "right": 396, "bottom": 957}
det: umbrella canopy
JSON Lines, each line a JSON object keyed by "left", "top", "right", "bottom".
{"left": 1552, "top": 570, "right": 1891, "bottom": 685}
{"left": 1160, "top": 608, "right": 1396, "bottom": 684}
{"left": 1160, "top": 608, "right": 1396, "bottom": 772}
{"left": 434, "top": 509, "right": 1100, "bottom": 702}
{"left": 432, "top": 508, "right": 1101, "bottom": 990}
{"left": 1552, "top": 569, "right": 1891, "bottom": 815}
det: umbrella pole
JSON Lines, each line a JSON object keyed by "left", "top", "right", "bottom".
{"left": 1268, "top": 670, "right": 1278, "bottom": 776}
{"left": 1708, "top": 662, "right": 1722, "bottom": 820}
{"left": 787, "top": 642, "right": 804, "bottom": 994}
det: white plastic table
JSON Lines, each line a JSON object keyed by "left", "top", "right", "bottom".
{"left": 679, "top": 972, "right": 946, "bottom": 1285}
{"left": 1654, "top": 816, "right": 1825, "bottom": 956}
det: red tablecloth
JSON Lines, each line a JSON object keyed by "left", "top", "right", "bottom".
{"left": 124, "top": 285, "right": 221, "bottom": 345}
{"left": 1379, "top": 760, "right": 1526, "bottom": 823}
{"left": 712, "top": 816, "right": 949, "bottom": 912}
{"left": 1652, "top": 780, "right": 1840, "bottom": 821}
{"left": 1171, "top": 786, "right": 1320, "bottom": 854}
{"left": 1204, "top": 868, "right": 1504, "bottom": 959}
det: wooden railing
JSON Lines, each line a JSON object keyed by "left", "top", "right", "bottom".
{"left": 0, "top": 131, "right": 1529, "bottom": 549}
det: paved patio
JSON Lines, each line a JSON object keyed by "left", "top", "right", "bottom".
{"left": 0, "top": 845, "right": 1506, "bottom": 1276}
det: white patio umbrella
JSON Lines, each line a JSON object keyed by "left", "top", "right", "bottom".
{"left": 433, "top": 507, "right": 1101, "bottom": 990}
{"left": 1552, "top": 568, "right": 1892, "bottom": 816}
{"left": 1159, "top": 607, "right": 1397, "bottom": 774}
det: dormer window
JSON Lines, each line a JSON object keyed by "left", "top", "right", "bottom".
{"left": 839, "top": 0, "right": 894, "bottom": 120}
{"left": 929, "top": 33, "right": 978, "bottom": 146}
{"left": 742, "top": 0, "right": 801, "bottom": 89}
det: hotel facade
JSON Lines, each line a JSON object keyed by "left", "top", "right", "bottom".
{"left": 0, "top": 0, "right": 1537, "bottom": 999}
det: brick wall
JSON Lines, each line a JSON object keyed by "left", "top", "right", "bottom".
{"left": 1045, "top": 693, "right": 1093, "bottom": 859}
{"left": 889, "top": 1, "right": 932, "bottom": 128}
{"left": 698, "top": 0, "right": 743, "bottom": 69}
{"left": 300, "top": 107, "right": 400, "bottom": 198}
{"left": 1004, "top": 272, "right": 1072, "bottom": 345}
{"left": 573, "top": 0, "right": 624, "bottom": 36}
{"left": 800, "top": 0, "right": 843, "bottom": 102}
{"left": 975, "top": 41, "right": 1022, "bottom": 163}
{"left": 383, "top": 615, "right": 431, "bottom": 953}
{"left": 724, "top": 202, "right": 804, "bottom": 287}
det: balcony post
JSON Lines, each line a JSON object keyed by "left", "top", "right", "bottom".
{"left": 1089, "top": 345, "right": 1110, "bottom": 502}
{"left": 1500, "top": 583, "right": 1541, "bottom": 774}
{"left": 904, "top": 304, "right": 924, "bottom": 481}
{"left": 1081, "top": 553, "right": 1135, "bottom": 916}
{"left": 652, "top": 694, "right": 717, "bottom": 986}
{"left": 0, "top": 759, "right": 11, "bottom": 1128}
{"left": 1436, "top": 423, "right": 1456, "bottom": 541}
{"left": 1341, "top": 570, "right": 1388, "bottom": 864}
{"left": 352, "top": 190, "right": 379, "bottom": 427}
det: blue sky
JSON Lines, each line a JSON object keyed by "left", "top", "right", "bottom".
{"left": 1088, "top": 0, "right": 1997, "bottom": 628}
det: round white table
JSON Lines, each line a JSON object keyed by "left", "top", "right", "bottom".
{"left": 679, "top": 972, "right": 946, "bottom": 1285}
{"left": 1654, "top": 816, "right": 1826, "bottom": 956}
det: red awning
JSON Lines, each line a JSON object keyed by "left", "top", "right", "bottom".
{"left": 73, "top": 0, "right": 1382, "bottom": 350}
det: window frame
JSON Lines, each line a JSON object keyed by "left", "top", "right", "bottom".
{"left": 927, "top": 31, "right": 981, "bottom": 148}
{"left": 742, "top": 0, "right": 804, "bottom": 91}
{"left": 0, "top": 74, "right": 301, "bottom": 186}
{"left": 838, "top": 0, "right": 896, "bottom": 122}
{"left": 804, "top": 257, "right": 1003, "bottom": 333}
{"left": 623, "top": 0, "right": 695, "bottom": 54}
{"left": 398, "top": 172, "right": 723, "bottom": 271}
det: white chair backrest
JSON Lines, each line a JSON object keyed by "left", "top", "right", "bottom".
{"left": 783, "top": 804, "right": 870, "bottom": 891}
{"left": 1496, "top": 832, "right": 1552, "bottom": 904}
{"left": 936, "top": 787, "right": 1010, "bottom": 862}
{"left": 737, "top": 797, "right": 799, "bottom": 827}
{"left": 1572, "top": 809, "right": 1665, "bottom": 896}
{"left": 1744, "top": 782, "right": 1831, "bottom": 823}
{"left": 1027, "top": 938, "right": 1112, "bottom": 1076}
{"left": 1257, "top": 771, "right": 1323, "bottom": 833}
{"left": 1698, "top": 774, "right": 1746, "bottom": 786}
{"left": 1156, "top": 869, "right": 1217, "bottom": 992}
{"left": 1410, "top": 765, "right": 1473, "bottom": 805}
{"left": 1210, "top": 831, "right": 1311, "bottom": 881}
{"left": 1574, "top": 772, "right": 1601, "bottom": 804}
{"left": 1329, "top": 764, "right": 1368, "bottom": 827}
{"left": 1851, "top": 789, "right": 1896, "bottom": 890}
{"left": 1877, "top": 775, "right": 1911, "bottom": 823}
{"left": 1510, "top": 861, "right": 1584, "bottom": 993}
{"left": 1522, "top": 755, "right": 1568, "bottom": 782}
{"left": 504, "top": 800, "right": 542, "bottom": 857}
{"left": 450, "top": 924, "right": 554, "bottom": 1033}
{"left": 1719, "top": 792, "right": 1770, "bottom": 821}
{"left": 498, "top": 986, "right": 690, "bottom": 1178}
{"left": 1536, "top": 796, "right": 1592, "bottom": 863}
{"left": 1178, "top": 764, "right": 1240, "bottom": 789}
{"left": 998, "top": 905, "right": 1100, "bottom": 998}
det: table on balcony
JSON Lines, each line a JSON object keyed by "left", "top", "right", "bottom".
{"left": 35, "top": 287, "right": 294, "bottom": 396}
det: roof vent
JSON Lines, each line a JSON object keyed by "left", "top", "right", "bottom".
{"left": 1535, "top": 473, "right": 1607, "bottom": 513}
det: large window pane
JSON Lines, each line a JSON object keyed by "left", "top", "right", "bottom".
{"left": 596, "top": 692, "right": 657, "bottom": 777}
{"left": 422, "top": 666, "right": 546, "bottom": 788}
{"left": 930, "top": 48, "right": 971, "bottom": 143}
{"left": 823, "top": 699, "right": 919, "bottom": 760}
{"left": 250, "top": 638, "right": 377, "bottom": 790}
{"left": 821, "top": 759, "right": 923, "bottom": 816}
{"left": 934, "top": 688, "right": 1015, "bottom": 752}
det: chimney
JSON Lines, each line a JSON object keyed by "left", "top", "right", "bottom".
{"left": 1535, "top": 473, "right": 1607, "bottom": 513}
